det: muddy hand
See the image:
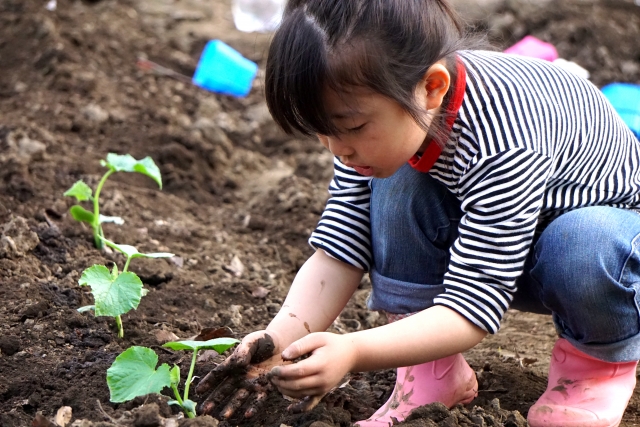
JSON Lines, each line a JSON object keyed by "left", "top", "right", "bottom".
{"left": 196, "top": 331, "right": 278, "bottom": 418}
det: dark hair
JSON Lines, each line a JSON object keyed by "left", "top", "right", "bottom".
{"left": 265, "top": 0, "right": 481, "bottom": 139}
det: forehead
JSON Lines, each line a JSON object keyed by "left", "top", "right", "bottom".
{"left": 323, "top": 86, "right": 386, "bottom": 118}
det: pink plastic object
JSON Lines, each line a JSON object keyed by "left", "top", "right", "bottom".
{"left": 504, "top": 35, "right": 558, "bottom": 62}
{"left": 354, "top": 354, "right": 478, "bottom": 426}
{"left": 528, "top": 339, "right": 638, "bottom": 427}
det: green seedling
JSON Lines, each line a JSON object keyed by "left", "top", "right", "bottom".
{"left": 107, "top": 338, "right": 239, "bottom": 418}
{"left": 64, "top": 153, "right": 162, "bottom": 249}
{"left": 78, "top": 237, "right": 173, "bottom": 338}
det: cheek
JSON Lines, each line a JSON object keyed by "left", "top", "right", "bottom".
{"left": 317, "top": 135, "right": 330, "bottom": 150}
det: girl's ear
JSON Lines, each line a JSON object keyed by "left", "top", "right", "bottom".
{"left": 418, "top": 62, "right": 451, "bottom": 111}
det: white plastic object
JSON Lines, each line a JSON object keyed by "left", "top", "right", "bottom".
{"left": 231, "top": 0, "right": 286, "bottom": 33}
{"left": 552, "top": 58, "right": 590, "bottom": 80}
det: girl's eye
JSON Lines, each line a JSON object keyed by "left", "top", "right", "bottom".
{"left": 346, "top": 123, "right": 366, "bottom": 134}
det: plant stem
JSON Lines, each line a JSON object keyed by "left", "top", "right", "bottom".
{"left": 183, "top": 350, "right": 198, "bottom": 403}
{"left": 171, "top": 384, "right": 195, "bottom": 418}
{"left": 115, "top": 315, "right": 123, "bottom": 338}
{"left": 92, "top": 169, "right": 114, "bottom": 248}
{"left": 123, "top": 256, "right": 132, "bottom": 273}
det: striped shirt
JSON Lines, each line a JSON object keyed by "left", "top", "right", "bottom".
{"left": 309, "top": 50, "right": 640, "bottom": 333}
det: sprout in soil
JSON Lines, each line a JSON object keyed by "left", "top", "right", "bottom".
{"left": 107, "top": 338, "right": 240, "bottom": 418}
{"left": 77, "top": 237, "right": 173, "bottom": 338}
{"left": 64, "top": 153, "right": 162, "bottom": 249}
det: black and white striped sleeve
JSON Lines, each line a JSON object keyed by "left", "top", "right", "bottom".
{"left": 309, "top": 157, "right": 372, "bottom": 271}
{"left": 434, "top": 148, "right": 554, "bottom": 333}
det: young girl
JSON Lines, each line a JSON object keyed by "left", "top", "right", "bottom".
{"left": 196, "top": 1, "right": 640, "bottom": 426}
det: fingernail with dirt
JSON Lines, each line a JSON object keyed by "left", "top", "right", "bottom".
{"left": 270, "top": 366, "right": 281, "bottom": 377}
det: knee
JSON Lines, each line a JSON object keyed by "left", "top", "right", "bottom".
{"left": 370, "top": 166, "right": 462, "bottom": 253}
{"left": 536, "top": 207, "right": 629, "bottom": 266}
{"left": 532, "top": 207, "right": 635, "bottom": 304}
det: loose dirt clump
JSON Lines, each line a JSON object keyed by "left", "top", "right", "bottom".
{"left": 1, "top": 0, "right": 639, "bottom": 426}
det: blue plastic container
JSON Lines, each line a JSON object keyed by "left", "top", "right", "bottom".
{"left": 192, "top": 40, "right": 258, "bottom": 97}
{"left": 601, "top": 83, "right": 640, "bottom": 139}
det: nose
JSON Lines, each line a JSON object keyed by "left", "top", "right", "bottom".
{"left": 319, "top": 135, "right": 354, "bottom": 158}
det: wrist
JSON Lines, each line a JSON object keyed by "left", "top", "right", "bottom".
{"left": 266, "top": 312, "right": 312, "bottom": 349}
{"left": 340, "top": 333, "right": 361, "bottom": 374}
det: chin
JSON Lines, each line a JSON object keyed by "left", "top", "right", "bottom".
{"left": 374, "top": 171, "right": 393, "bottom": 179}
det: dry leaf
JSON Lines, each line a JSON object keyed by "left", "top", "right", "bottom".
{"left": 154, "top": 329, "right": 180, "bottom": 344}
{"left": 227, "top": 255, "right": 244, "bottom": 277}
{"left": 54, "top": 406, "right": 72, "bottom": 427}
{"left": 170, "top": 256, "right": 184, "bottom": 268}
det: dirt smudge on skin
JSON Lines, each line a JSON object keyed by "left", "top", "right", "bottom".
{"left": 250, "top": 333, "right": 275, "bottom": 364}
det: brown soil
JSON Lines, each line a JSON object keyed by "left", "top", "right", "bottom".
{"left": 1, "top": 0, "right": 639, "bottom": 426}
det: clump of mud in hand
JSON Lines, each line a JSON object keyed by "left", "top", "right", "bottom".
{"left": 249, "top": 333, "right": 275, "bottom": 364}
{"left": 195, "top": 334, "right": 276, "bottom": 419}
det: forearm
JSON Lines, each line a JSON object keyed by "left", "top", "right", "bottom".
{"left": 348, "top": 305, "right": 487, "bottom": 372}
{"left": 266, "top": 249, "right": 364, "bottom": 349}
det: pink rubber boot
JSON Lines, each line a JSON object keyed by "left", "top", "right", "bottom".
{"left": 528, "top": 339, "right": 638, "bottom": 427}
{"left": 355, "top": 353, "right": 478, "bottom": 427}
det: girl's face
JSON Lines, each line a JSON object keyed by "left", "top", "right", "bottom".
{"left": 318, "top": 87, "right": 433, "bottom": 178}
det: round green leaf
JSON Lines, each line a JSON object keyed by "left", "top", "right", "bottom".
{"left": 103, "top": 153, "right": 137, "bottom": 172}
{"left": 78, "top": 265, "right": 143, "bottom": 317}
{"left": 103, "top": 153, "right": 162, "bottom": 188}
{"left": 134, "top": 156, "right": 162, "bottom": 189}
{"left": 107, "top": 346, "right": 172, "bottom": 403}
{"left": 64, "top": 180, "right": 93, "bottom": 202}
{"left": 163, "top": 337, "right": 239, "bottom": 353}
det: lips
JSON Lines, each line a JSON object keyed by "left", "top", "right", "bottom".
{"left": 350, "top": 165, "right": 374, "bottom": 177}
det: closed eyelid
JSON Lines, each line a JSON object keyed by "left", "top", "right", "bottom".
{"left": 347, "top": 123, "right": 366, "bottom": 130}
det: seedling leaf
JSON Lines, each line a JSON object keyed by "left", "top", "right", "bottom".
{"left": 99, "top": 215, "right": 125, "bottom": 225}
{"left": 102, "top": 153, "right": 162, "bottom": 188}
{"left": 182, "top": 399, "right": 197, "bottom": 414}
{"left": 163, "top": 337, "right": 239, "bottom": 353}
{"left": 101, "top": 238, "right": 174, "bottom": 260}
{"left": 107, "top": 346, "right": 172, "bottom": 403}
{"left": 69, "top": 205, "right": 95, "bottom": 224}
{"left": 77, "top": 305, "right": 95, "bottom": 313}
{"left": 64, "top": 180, "right": 93, "bottom": 202}
{"left": 135, "top": 157, "right": 162, "bottom": 188}
{"left": 170, "top": 365, "right": 180, "bottom": 386}
{"left": 78, "top": 265, "right": 143, "bottom": 317}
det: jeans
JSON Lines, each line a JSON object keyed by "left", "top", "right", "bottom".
{"left": 368, "top": 164, "right": 640, "bottom": 362}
